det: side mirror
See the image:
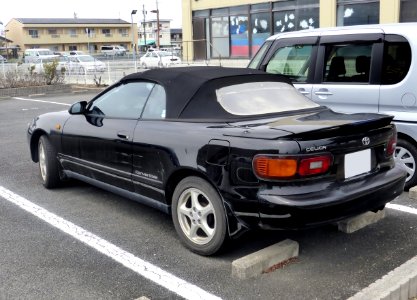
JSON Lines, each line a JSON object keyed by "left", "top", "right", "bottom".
{"left": 69, "top": 101, "right": 87, "bottom": 115}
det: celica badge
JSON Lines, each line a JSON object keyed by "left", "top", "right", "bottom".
{"left": 306, "top": 145, "right": 327, "bottom": 152}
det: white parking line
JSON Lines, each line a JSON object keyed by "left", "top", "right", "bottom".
{"left": 0, "top": 186, "right": 221, "bottom": 300}
{"left": 387, "top": 203, "right": 417, "bottom": 215}
{"left": 13, "top": 97, "right": 71, "bottom": 106}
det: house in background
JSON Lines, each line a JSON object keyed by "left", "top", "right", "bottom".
{"left": 138, "top": 19, "right": 171, "bottom": 50}
{"left": 5, "top": 18, "right": 137, "bottom": 55}
{"left": 170, "top": 28, "right": 182, "bottom": 49}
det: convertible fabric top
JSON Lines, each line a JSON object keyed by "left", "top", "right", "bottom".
{"left": 121, "top": 66, "right": 292, "bottom": 119}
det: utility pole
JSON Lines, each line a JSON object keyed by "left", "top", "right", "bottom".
{"left": 151, "top": 0, "right": 160, "bottom": 49}
{"left": 142, "top": 4, "right": 147, "bottom": 51}
{"left": 131, "top": 10, "right": 137, "bottom": 72}
{"left": 156, "top": 0, "right": 160, "bottom": 49}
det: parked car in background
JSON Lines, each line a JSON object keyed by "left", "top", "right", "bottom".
{"left": 30, "top": 56, "right": 69, "bottom": 74}
{"left": 249, "top": 23, "right": 417, "bottom": 190}
{"left": 24, "top": 48, "right": 58, "bottom": 63}
{"left": 67, "top": 55, "right": 106, "bottom": 74}
{"left": 139, "top": 51, "right": 181, "bottom": 69}
{"left": 100, "top": 45, "right": 126, "bottom": 56}
{"left": 27, "top": 67, "right": 406, "bottom": 255}
{"left": 0, "top": 55, "right": 7, "bottom": 63}
{"left": 69, "top": 50, "right": 85, "bottom": 56}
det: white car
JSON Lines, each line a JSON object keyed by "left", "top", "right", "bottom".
{"left": 69, "top": 50, "right": 85, "bottom": 56}
{"left": 67, "top": 55, "right": 106, "bottom": 74}
{"left": 30, "top": 56, "right": 69, "bottom": 74}
{"left": 139, "top": 51, "right": 181, "bottom": 69}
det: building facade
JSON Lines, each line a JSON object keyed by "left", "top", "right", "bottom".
{"left": 5, "top": 18, "right": 137, "bottom": 55}
{"left": 182, "top": 0, "right": 417, "bottom": 60}
{"left": 139, "top": 19, "right": 171, "bottom": 49}
{"left": 170, "top": 28, "right": 183, "bottom": 49}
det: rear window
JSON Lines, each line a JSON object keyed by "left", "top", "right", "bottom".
{"left": 216, "top": 81, "right": 319, "bottom": 116}
{"left": 382, "top": 36, "right": 411, "bottom": 85}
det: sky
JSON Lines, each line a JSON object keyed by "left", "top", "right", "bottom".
{"left": 0, "top": 0, "right": 182, "bottom": 28}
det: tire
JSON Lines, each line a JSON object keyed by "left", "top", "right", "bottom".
{"left": 38, "top": 135, "right": 61, "bottom": 189}
{"left": 158, "top": 61, "right": 163, "bottom": 68}
{"left": 141, "top": 62, "right": 147, "bottom": 69}
{"left": 172, "top": 176, "right": 227, "bottom": 256}
{"left": 395, "top": 138, "right": 417, "bottom": 190}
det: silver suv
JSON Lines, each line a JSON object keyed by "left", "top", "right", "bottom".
{"left": 249, "top": 23, "right": 417, "bottom": 190}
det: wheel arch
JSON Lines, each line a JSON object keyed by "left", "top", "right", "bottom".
{"left": 164, "top": 167, "right": 246, "bottom": 238}
{"left": 397, "top": 132, "right": 417, "bottom": 149}
{"left": 164, "top": 168, "right": 216, "bottom": 207}
{"left": 30, "top": 129, "right": 48, "bottom": 162}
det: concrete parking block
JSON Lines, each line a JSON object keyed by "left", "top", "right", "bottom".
{"left": 409, "top": 186, "right": 417, "bottom": 200}
{"left": 231, "top": 239, "right": 299, "bottom": 280}
{"left": 337, "top": 209, "right": 385, "bottom": 234}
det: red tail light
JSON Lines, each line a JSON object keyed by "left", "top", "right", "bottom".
{"left": 299, "top": 156, "right": 332, "bottom": 176}
{"left": 386, "top": 133, "right": 397, "bottom": 157}
{"left": 253, "top": 154, "right": 333, "bottom": 180}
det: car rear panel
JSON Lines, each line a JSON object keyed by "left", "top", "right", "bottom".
{"left": 225, "top": 108, "right": 406, "bottom": 229}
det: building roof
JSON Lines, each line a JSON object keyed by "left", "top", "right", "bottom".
{"left": 0, "top": 36, "right": 12, "bottom": 43}
{"left": 14, "top": 18, "right": 130, "bottom": 25}
{"left": 170, "top": 28, "right": 182, "bottom": 34}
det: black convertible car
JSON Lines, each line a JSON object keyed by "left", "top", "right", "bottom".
{"left": 28, "top": 67, "right": 406, "bottom": 255}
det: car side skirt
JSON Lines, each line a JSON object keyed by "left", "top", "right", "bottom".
{"left": 63, "top": 170, "right": 170, "bottom": 214}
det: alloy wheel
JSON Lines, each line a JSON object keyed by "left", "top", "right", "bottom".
{"left": 395, "top": 145, "right": 416, "bottom": 183}
{"left": 177, "top": 187, "right": 216, "bottom": 245}
{"left": 38, "top": 142, "right": 47, "bottom": 181}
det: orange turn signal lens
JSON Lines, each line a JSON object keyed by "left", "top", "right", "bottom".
{"left": 253, "top": 156, "right": 297, "bottom": 178}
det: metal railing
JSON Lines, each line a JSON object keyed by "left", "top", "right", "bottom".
{"left": 0, "top": 57, "right": 250, "bottom": 87}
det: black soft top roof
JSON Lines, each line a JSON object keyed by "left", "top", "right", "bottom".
{"left": 121, "top": 66, "right": 292, "bottom": 119}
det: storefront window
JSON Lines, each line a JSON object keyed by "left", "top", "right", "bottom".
{"left": 211, "top": 16, "right": 230, "bottom": 58}
{"left": 230, "top": 16, "right": 249, "bottom": 57}
{"left": 273, "top": 0, "right": 319, "bottom": 33}
{"left": 337, "top": 1, "right": 379, "bottom": 26}
{"left": 274, "top": 10, "right": 296, "bottom": 33}
{"left": 251, "top": 12, "right": 271, "bottom": 54}
{"left": 400, "top": 0, "right": 417, "bottom": 22}
{"left": 298, "top": 6, "right": 319, "bottom": 29}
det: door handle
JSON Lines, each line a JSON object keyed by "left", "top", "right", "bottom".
{"left": 297, "top": 88, "right": 310, "bottom": 95}
{"left": 314, "top": 89, "right": 333, "bottom": 96}
{"left": 117, "top": 132, "right": 129, "bottom": 140}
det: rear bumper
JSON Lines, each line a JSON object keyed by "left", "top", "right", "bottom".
{"left": 256, "top": 164, "right": 406, "bottom": 229}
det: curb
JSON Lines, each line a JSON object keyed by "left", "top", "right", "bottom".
{"left": 348, "top": 255, "right": 417, "bottom": 300}
{"left": 231, "top": 239, "right": 299, "bottom": 280}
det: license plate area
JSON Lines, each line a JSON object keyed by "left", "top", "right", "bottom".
{"left": 344, "top": 149, "right": 371, "bottom": 179}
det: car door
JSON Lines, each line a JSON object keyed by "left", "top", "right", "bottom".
{"left": 260, "top": 36, "right": 319, "bottom": 99}
{"left": 68, "top": 56, "right": 80, "bottom": 73}
{"left": 131, "top": 83, "right": 169, "bottom": 205}
{"left": 150, "top": 52, "right": 161, "bottom": 67}
{"left": 61, "top": 81, "right": 154, "bottom": 191}
{"left": 310, "top": 33, "right": 383, "bottom": 113}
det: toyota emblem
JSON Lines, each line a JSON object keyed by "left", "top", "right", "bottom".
{"left": 362, "top": 137, "right": 370, "bottom": 146}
